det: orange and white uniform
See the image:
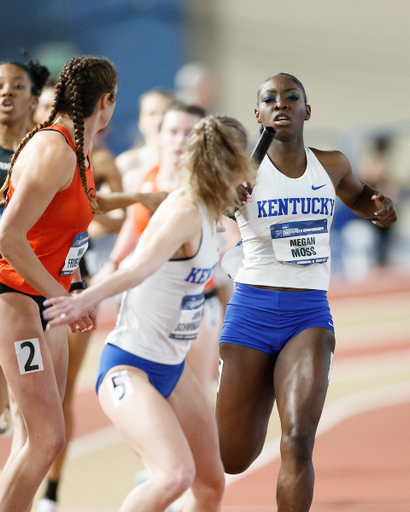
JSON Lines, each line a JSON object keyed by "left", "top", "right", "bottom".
{"left": 0, "top": 125, "right": 96, "bottom": 295}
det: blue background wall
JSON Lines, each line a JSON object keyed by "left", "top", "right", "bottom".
{"left": 0, "top": 0, "right": 187, "bottom": 155}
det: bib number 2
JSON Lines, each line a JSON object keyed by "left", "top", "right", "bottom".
{"left": 14, "top": 338, "right": 44, "bottom": 375}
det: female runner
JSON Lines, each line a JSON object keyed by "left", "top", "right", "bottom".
{"left": 0, "top": 55, "right": 119, "bottom": 512}
{"left": 43, "top": 115, "right": 256, "bottom": 512}
{"left": 216, "top": 73, "right": 397, "bottom": 512}
{"left": 0, "top": 59, "right": 50, "bottom": 437}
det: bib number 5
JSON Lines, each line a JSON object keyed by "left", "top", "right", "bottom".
{"left": 107, "top": 370, "right": 134, "bottom": 408}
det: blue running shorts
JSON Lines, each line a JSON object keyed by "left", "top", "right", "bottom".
{"left": 220, "top": 283, "right": 334, "bottom": 355}
{"left": 96, "top": 343, "right": 185, "bottom": 399}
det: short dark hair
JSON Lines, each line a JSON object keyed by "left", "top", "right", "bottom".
{"left": 2, "top": 60, "right": 50, "bottom": 96}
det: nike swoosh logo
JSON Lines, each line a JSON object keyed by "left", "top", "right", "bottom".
{"left": 312, "top": 184, "right": 326, "bottom": 190}
{"left": 328, "top": 322, "right": 334, "bottom": 327}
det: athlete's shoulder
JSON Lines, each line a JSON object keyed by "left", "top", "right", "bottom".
{"left": 158, "top": 190, "right": 201, "bottom": 226}
{"left": 22, "top": 129, "right": 76, "bottom": 169}
{"left": 309, "top": 147, "right": 351, "bottom": 175}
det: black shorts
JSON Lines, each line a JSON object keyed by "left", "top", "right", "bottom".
{"left": 0, "top": 282, "right": 48, "bottom": 331}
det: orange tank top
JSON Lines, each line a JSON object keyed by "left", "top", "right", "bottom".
{"left": 0, "top": 125, "right": 96, "bottom": 295}
{"left": 132, "top": 165, "right": 160, "bottom": 239}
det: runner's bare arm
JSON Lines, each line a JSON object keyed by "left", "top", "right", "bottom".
{"left": 97, "top": 190, "right": 168, "bottom": 214}
{"left": 314, "top": 149, "right": 397, "bottom": 227}
{"left": 44, "top": 195, "right": 202, "bottom": 327}
{"left": 0, "top": 133, "right": 76, "bottom": 297}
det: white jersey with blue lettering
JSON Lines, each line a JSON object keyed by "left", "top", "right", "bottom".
{"left": 233, "top": 147, "right": 335, "bottom": 291}
{"left": 105, "top": 192, "right": 219, "bottom": 365}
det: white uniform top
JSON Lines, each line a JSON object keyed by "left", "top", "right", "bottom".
{"left": 105, "top": 194, "right": 219, "bottom": 365}
{"left": 233, "top": 147, "right": 335, "bottom": 291}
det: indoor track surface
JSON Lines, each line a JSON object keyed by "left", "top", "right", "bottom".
{"left": 1, "top": 268, "right": 409, "bottom": 512}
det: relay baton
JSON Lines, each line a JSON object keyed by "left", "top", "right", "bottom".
{"left": 222, "top": 126, "right": 276, "bottom": 270}
{"left": 244, "top": 125, "right": 276, "bottom": 194}
{"left": 250, "top": 125, "right": 276, "bottom": 167}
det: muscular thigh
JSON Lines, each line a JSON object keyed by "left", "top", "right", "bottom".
{"left": 216, "top": 343, "right": 276, "bottom": 472}
{"left": 0, "top": 293, "right": 66, "bottom": 426}
{"left": 98, "top": 366, "right": 194, "bottom": 473}
{"left": 274, "top": 327, "right": 335, "bottom": 435}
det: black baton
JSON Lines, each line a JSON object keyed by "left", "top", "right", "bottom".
{"left": 250, "top": 125, "right": 276, "bottom": 167}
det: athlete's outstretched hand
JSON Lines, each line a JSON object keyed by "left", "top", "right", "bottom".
{"left": 137, "top": 191, "right": 169, "bottom": 213}
{"left": 371, "top": 193, "right": 397, "bottom": 228}
{"left": 71, "top": 306, "right": 97, "bottom": 333}
{"left": 43, "top": 295, "right": 92, "bottom": 331}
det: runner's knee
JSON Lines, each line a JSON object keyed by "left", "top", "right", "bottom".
{"left": 27, "top": 414, "right": 66, "bottom": 464}
{"left": 192, "top": 469, "right": 225, "bottom": 505}
{"left": 159, "top": 463, "right": 196, "bottom": 503}
{"left": 221, "top": 442, "right": 262, "bottom": 474}
{"left": 281, "top": 428, "right": 315, "bottom": 466}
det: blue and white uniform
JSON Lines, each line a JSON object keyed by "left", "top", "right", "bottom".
{"left": 220, "top": 148, "right": 336, "bottom": 355}
{"left": 97, "top": 192, "right": 219, "bottom": 397}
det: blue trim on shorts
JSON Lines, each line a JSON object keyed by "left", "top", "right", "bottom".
{"left": 219, "top": 283, "right": 334, "bottom": 356}
{"left": 96, "top": 343, "right": 185, "bottom": 399}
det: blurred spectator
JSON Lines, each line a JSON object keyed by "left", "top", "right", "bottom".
{"left": 332, "top": 134, "right": 400, "bottom": 278}
{"left": 33, "top": 78, "right": 57, "bottom": 126}
{"left": 174, "top": 62, "right": 219, "bottom": 111}
{"left": 115, "top": 88, "right": 174, "bottom": 186}
{"left": 357, "top": 134, "right": 399, "bottom": 266}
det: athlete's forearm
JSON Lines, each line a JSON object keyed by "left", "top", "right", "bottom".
{"left": 97, "top": 192, "right": 136, "bottom": 212}
{"left": 0, "top": 234, "right": 68, "bottom": 298}
{"left": 80, "top": 266, "right": 144, "bottom": 308}
{"left": 347, "top": 183, "right": 378, "bottom": 218}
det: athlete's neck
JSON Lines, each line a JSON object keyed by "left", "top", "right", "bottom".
{"left": 267, "top": 137, "right": 307, "bottom": 178}
{"left": 52, "top": 115, "right": 95, "bottom": 158}
{"left": 0, "top": 121, "right": 28, "bottom": 151}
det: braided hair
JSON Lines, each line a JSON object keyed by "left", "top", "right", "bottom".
{"left": 181, "top": 115, "right": 257, "bottom": 219}
{"left": 0, "top": 55, "right": 117, "bottom": 210}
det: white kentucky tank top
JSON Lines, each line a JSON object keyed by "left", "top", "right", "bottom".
{"left": 231, "top": 147, "right": 336, "bottom": 291}
{"left": 105, "top": 195, "right": 219, "bottom": 365}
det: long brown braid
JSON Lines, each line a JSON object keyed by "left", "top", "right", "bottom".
{"left": 0, "top": 56, "right": 117, "bottom": 210}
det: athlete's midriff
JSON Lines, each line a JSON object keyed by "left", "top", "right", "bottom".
{"left": 249, "top": 284, "right": 314, "bottom": 292}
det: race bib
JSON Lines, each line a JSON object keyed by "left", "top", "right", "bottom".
{"left": 60, "top": 231, "right": 89, "bottom": 276}
{"left": 271, "top": 219, "right": 329, "bottom": 266}
{"left": 169, "top": 293, "right": 205, "bottom": 340}
{"left": 107, "top": 370, "right": 134, "bottom": 408}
